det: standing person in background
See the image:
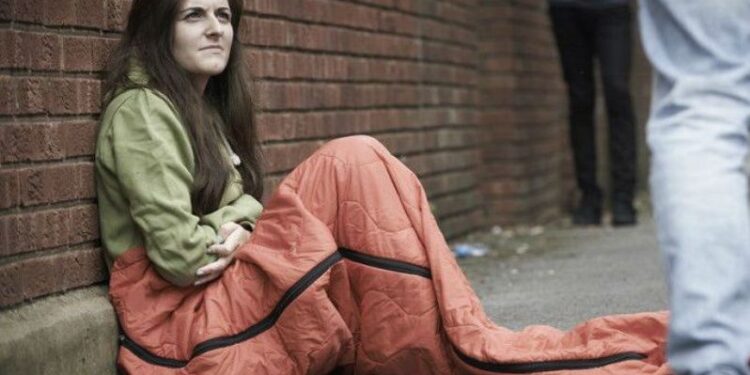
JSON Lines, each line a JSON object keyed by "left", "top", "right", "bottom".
{"left": 640, "top": 1, "right": 750, "bottom": 373}
{"left": 548, "top": 0, "right": 638, "bottom": 226}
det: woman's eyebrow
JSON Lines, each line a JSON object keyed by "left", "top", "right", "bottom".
{"left": 178, "top": 6, "right": 231, "bottom": 14}
{"left": 178, "top": 6, "right": 206, "bottom": 15}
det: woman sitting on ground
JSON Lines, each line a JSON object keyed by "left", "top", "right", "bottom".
{"left": 97, "top": 0, "right": 670, "bottom": 374}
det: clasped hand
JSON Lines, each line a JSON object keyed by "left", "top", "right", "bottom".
{"left": 194, "top": 222, "right": 251, "bottom": 286}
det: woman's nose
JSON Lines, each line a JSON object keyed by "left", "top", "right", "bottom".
{"left": 205, "top": 15, "right": 224, "bottom": 37}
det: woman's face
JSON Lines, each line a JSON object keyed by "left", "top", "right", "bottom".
{"left": 172, "top": 0, "right": 233, "bottom": 84}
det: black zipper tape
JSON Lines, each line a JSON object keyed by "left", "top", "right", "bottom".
{"left": 338, "top": 250, "right": 648, "bottom": 373}
{"left": 119, "top": 247, "right": 647, "bottom": 373}
{"left": 119, "top": 333, "right": 187, "bottom": 368}
{"left": 119, "top": 251, "right": 342, "bottom": 367}
{"left": 191, "top": 251, "right": 342, "bottom": 357}
{"left": 339, "top": 248, "right": 431, "bottom": 278}
{"left": 454, "top": 347, "right": 647, "bottom": 373}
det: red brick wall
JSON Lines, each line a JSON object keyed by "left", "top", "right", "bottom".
{"left": 0, "top": 0, "right": 125, "bottom": 307}
{"left": 244, "top": 0, "right": 484, "bottom": 241}
{"left": 477, "top": 0, "right": 572, "bottom": 226}
{"left": 0, "top": 0, "right": 570, "bottom": 307}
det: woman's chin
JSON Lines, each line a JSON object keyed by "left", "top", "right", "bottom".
{"left": 195, "top": 62, "right": 228, "bottom": 77}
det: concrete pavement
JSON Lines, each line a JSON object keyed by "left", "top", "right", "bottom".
{"left": 459, "top": 216, "right": 669, "bottom": 330}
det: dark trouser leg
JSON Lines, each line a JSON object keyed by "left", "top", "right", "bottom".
{"left": 595, "top": 4, "right": 637, "bottom": 206}
{"left": 550, "top": 6, "right": 601, "bottom": 203}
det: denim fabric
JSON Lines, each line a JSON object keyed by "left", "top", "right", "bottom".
{"left": 639, "top": 1, "right": 750, "bottom": 374}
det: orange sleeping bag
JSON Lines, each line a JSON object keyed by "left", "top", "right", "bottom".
{"left": 109, "top": 136, "right": 670, "bottom": 374}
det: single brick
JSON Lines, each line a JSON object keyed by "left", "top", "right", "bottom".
{"left": 0, "top": 29, "right": 11, "bottom": 68}
{"left": 15, "top": 0, "right": 44, "bottom": 23}
{"left": 16, "top": 77, "right": 46, "bottom": 115}
{"left": 76, "top": 162, "right": 96, "bottom": 200}
{"left": 76, "top": 0, "right": 106, "bottom": 28}
{"left": 0, "top": 75, "right": 18, "bottom": 115}
{"left": 61, "top": 121, "right": 97, "bottom": 157}
{"left": 92, "top": 37, "right": 118, "bottom": 72}
{"left": 106, "top": 0, "right": 131, "bottom": 31}
{"left": 68, "top": 204, "right": 99, "bottom": 245}
{"left": 0, "top": 122, "right": 65, "bottom": 163}
{"left": 78, "top": 79, "right": 101, "bottom": 114}
{"left": 45, "top": 78, "right": 79, "bottom": 114}
{"left": 11, "top": 30, "right": 27, "bottom": 69}
{"left": 329, "top": 2, "right": 379, "bottom": 30}
{"left": 62, "top": 35, "right": 94, "bottom": 71}
{"left": 0, "top": 168, "right": 20, "bottom": 209}
{"left": 18, "top": 164, "right": 81, "bottom": 206}
{"left": 0, "top": 214, "right": 21, "bottom": 256}
{"left": 394, "top": 0, "right": 423, "bottom": 14}
{"left": 242, "top": 18, "right": 287, "bottom": 46}
{"left": 33, "top": 33, "right": 63, "bottom": 71}
{"left": 44, "top": 0, "right": 76, "bottom": 26}
{"left": 0, "top": 207, "right": 75, "bottom": 256}
{"left": 0, "top": 0, "right": 14, "bottom": 20}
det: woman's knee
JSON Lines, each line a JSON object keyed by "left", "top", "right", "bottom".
{"left": 316, "top": 135, "right": 389, "bottom": 165}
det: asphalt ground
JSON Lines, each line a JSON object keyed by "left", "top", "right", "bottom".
{"left": 457, "top": 216, "right": 669, "bottom": 330}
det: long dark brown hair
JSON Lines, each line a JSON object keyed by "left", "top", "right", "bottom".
{"left": 103, "top": 0, "right": 263, "bottom": 215}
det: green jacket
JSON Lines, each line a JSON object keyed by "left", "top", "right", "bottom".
{"left": 95, "top": 85, "right": 263, "bottom": 287}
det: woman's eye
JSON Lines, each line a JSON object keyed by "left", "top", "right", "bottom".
{"left": 185, "top": 11, "right": 202, "bottom": 20}
{"left": 217, "top": 12, "right": 231, "bottom": 21}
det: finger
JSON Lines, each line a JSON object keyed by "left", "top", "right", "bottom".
{"left": 207, "top": 244, "right": 233, "bottom": 257}
{"left": 196, "top": 263, "right": 221, "bottom": 277}
{"left": 196, "top": 258, "right": 228, "bottom": 276}
{"left": 223, "top": 228, "right": 251, "bottom": 254}
{"left": 194, "top": 272, "right": 220, "bottom": 286}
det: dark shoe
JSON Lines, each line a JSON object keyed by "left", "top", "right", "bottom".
{"left": 572, "top": 198, "right": 602, "bottom": 226}
{"left": 612, "top": 201, "right": 637, "bottom": 226}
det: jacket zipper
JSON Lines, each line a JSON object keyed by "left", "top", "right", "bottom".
{"left": 120, "top": 247, "right": 647, "bottom": 373}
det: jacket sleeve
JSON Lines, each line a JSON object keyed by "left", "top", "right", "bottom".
{"left": 110, "top": 89, "right": 220, "bottom": 287}
{"left": 200, "top": 193, "right": 264, "bottom": 232}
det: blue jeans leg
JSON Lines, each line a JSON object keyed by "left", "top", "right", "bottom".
{"left": 640, "top": 0, "right": 750, "bottom": 373}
